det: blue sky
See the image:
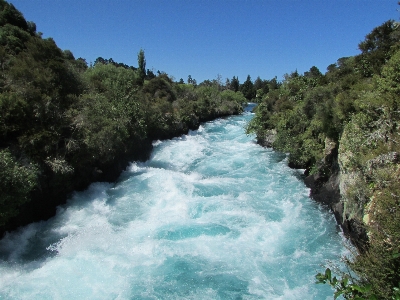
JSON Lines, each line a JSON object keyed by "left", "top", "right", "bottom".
{"left": 10, "top": 0, "right": 399, "bottom": 83}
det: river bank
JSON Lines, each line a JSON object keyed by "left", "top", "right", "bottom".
{"left": 257, "top": 133, "right": 367, "bottom": 250}
{"left": 0, "top": 108, "right": 243, "bottom": 238}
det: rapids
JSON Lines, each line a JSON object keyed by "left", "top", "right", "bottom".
{"left": 0, "top": 105, "right": 346, "bottom": 299}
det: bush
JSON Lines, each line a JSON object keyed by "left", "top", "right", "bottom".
{"left": 0, "top": 149, "right": 37, "bottom": 226}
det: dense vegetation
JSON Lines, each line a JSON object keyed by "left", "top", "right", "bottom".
{"left": 247, "top": 19, "right": 400, "bottom": 299}
{"left": 0, "top": 0, "right": 245, "bottom": 233}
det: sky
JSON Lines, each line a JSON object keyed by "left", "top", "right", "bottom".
{"left": 9, "top": 0, "right": 400, "bottom": 83}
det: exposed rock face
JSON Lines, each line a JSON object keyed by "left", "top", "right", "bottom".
{"left": 257, "top": 129, "right": 276, "bottom": 148}
{"left": 254, "top": 130, "right": 372, "bottom": 250}
{"left": 300, "top": 137, "right": 368, "bottom": 249}
{"left": 304, "top": 138, "right": 342, "bottom": 224}
{"left": 365, "top": 152, "right": 399, "bottom": 171}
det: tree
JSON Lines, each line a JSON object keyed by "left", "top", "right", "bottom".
{"left": 230, "top": 76, "right": 239, "bottom": 92}
{"left": 265, "top": 76, "right": 280, "bottom": 90}
{"left": 62, "top": 49, "right": 75, "bottom": 60}
{"left": 146, "top": 68, "right": 156, "bottom": 80}
{"left": 137, "top": 49, "right": 146, "bottom": 85}
{"left": 304, "top": 66, "right": 322, "bottom": 78}
{"left": 241, "top": 75, "right": 255, "bottom": 101}
{"left": 94, "top": 56, "right": 106, "bottom": 65}
{"left": 357, "top": 20, "right": 399, "bottom": 76}
{"left": 187, "top": 74, "right": 193, "bottom": 84}
{"left": 254, "top": 76, "right": 263, "bottom": 91}
{"left": 0, "top": 1, "right": 28, "bottom": 31}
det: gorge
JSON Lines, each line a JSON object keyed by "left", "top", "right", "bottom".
{"left": 0, "top": 107, "right": 347, "bottom": 299}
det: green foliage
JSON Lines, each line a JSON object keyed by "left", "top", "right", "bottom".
{"left": 68, "top": 93, "right": 144, "bottom": 163}
{"left": 143, "top": 75, "right": 176, "bottom": 102}
{"left": 83, "top": 62, "right": 139, "bottom": 99}
{"left": 230, "top": 76, "right": 240, "bottom": 92}
{"left": 248, "top": 21, "right": 400, "bottom": 173}
{"left": 357, "top": 20, "right": 400, "bottom": 76}
{"left": 0, "top": 0, "right": 28, "bottom": 31}
{"left": 70, "top": 63, "right": 146, "bottom": 163}
{"left": 316, "top": 268, "right": 377, "bottom": 299}
{"left": 377, "top": 49, "right": 400, "bottom": 97}
{"left": 0, "top": 149, "right": 37, "bottom": 226}
{"left": 220, "top": 89, "right": 246, "bottom": 108}
{"left": 241, "top": 75, "right": 255, "bottom": 101}
{"left": 137, "top": 49, "right": 146, "bottom": 85}
{"left": 0, "top": 24, "right": 30, "bottom": 54}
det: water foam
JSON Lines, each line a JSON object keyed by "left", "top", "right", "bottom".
{"left": 0, "top": 112, "right": 346, "bottom": 299}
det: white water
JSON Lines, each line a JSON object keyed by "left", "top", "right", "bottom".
{"left": 0, "top": 105, "right": 346, "bottom": 299}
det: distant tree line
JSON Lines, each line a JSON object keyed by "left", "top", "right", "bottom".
{"left": 182, "top": 74, "right": 281, "bottom": 104}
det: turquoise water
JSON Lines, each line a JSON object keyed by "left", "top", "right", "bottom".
{"left": 0, "top": 106, "right": 346, "bottom": 299}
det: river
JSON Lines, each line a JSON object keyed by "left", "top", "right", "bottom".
{"left": 0, "top": 105, "right": 346, "bottom": 299}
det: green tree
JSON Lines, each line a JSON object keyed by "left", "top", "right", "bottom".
{"left": 0, "top": 0, "right": 28, "bottom": 31}
{"left": 241, "top": 75, "right": 255, "bottom": 101}
{"left": 357, "top": 20, "right": 400, "bottom": 76}
{"left": 254, "top": 76, "right": 263, "bottom": 90}
{"left": 137, "top": 48, "right": 146, "bottom": 85}
{"left": 304, "top": 66, "right": 322, "bottom": 78}
{"left": 230, "top": 76, "right": 239, "bottom": 92}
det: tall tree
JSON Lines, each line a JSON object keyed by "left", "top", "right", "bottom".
{"left": 137, "top": 49, "right": 146, "bottom": 85}
{"left": 230, "top": 76, "right": 239, "bottom": 92}
{"left": 241, "top": 75, "right": 255, "bottom": 101}
{"left": 254, "top": 76, "right": 263, "bottom": 91}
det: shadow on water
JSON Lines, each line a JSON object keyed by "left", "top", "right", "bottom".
{"left": 0, "top": 223, "right": 64, "bottom": 263}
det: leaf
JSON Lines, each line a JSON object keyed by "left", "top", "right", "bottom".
{"left": 351, "top": 283, "right": 371, "bottom": 293}
{"left": 315, "top": 273, "right": 327, "bottom": 283}
{"left": 342, "top": 275, "right": 349, "bottom": 287}
{"left": 325, "top": 268, "right": 332, "bottom": 281}
{"left": 334, "top": 290, "right": 343, "bottom": 299}
{"left": 332, "top": 276, "right": 338, "bottom": 285}
{"left": 392, "top": 252, "right": 400, "bottom": 259}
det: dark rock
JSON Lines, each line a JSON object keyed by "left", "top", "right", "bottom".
{"left": 342, "top": 218, "right": 369, "bottom": 252}
{"left": 304, "top": 167, "right": 343, "bottom": 224}
{"left": 304, "top": 138, "right": 368, "bottom": 251}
